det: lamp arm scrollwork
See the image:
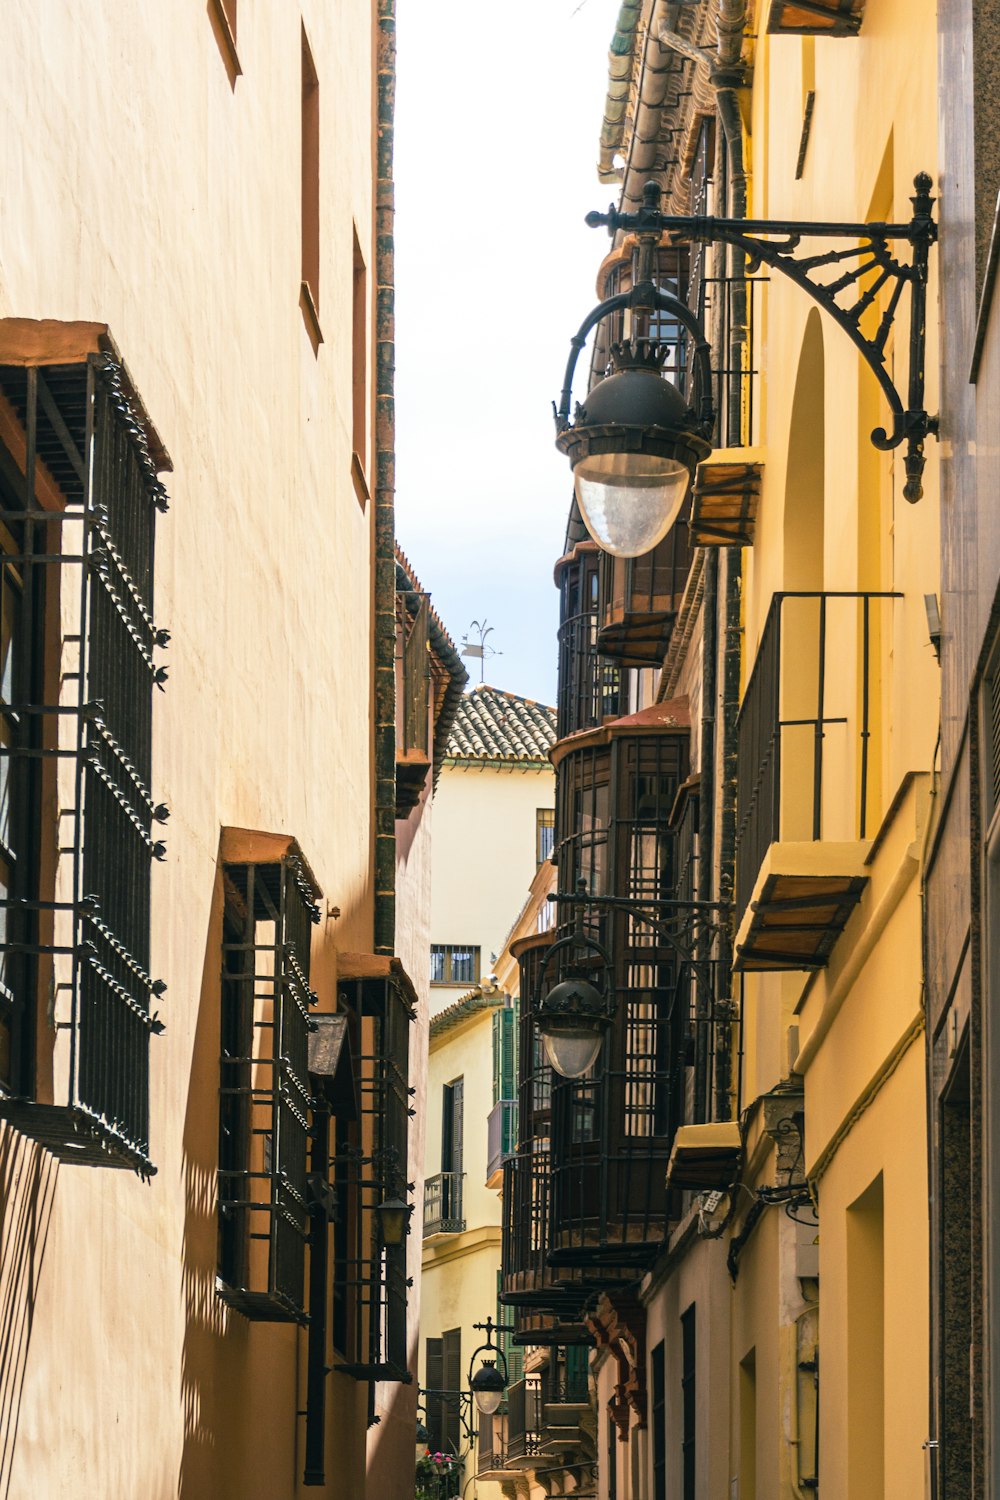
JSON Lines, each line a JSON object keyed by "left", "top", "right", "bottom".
{"left": 584, "top": 173, "right": 939, "bottom": 501}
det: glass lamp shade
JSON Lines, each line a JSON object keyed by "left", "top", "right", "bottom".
{"left": 376, "top": 1195, "right": 409, "bottom": 1247}
{"left": 471, "top": 1361, "right": 506, "bottom": 1416}
{"left": 574, "top": 451, "right": 691, "bottom": 558}
{"left": 539, "top": 1023, "right": 605, "bottom": 1080}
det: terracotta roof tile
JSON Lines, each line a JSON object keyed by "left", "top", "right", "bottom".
{"left": 445, "top": 684, "right": 557, "bottom": 765}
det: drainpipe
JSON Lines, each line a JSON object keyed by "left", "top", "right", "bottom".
{"left": 657, "top": 0, "right": 749, "bottom": 1123}
{"left": 715, "top": 547, "right": 741, "bottom": 1122}
{"left": 657, "top": 0, "right": 748, "bottom": 444}
{"left": 696, "top": 549, "right": 718, "bottom": 1124}
{"left": 374, "top": 0, "right": 396, "bottom": 956}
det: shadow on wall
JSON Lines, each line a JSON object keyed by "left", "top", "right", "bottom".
{"left": 0, "top": 1126, "right": 59, "bottom": 1500}
{"left": 178, "top": 858, "right": 252, "bottom": 1500}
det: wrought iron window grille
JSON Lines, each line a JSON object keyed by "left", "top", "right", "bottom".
{"left": 217, "top": 854, "right": 319, "bottom": 1323}
{"left": 0, "top": 354, "right": 169, "bottom": 1176}
{"left": 330, "top": 970, "right": 415, "bottom": 1385}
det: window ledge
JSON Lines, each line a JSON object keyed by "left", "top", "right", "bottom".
{"left": 208, "top": 0, "right": 242, "bottom": 88}
{"left": 352, "top": 450, "right": 370, "bottom": 508}
{"left": 299, "top": 282, "right": 323, "bottom": 355}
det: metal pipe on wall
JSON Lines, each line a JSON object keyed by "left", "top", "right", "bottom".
{"left": 374, "top": 0, "right": 397, "bottom": 958}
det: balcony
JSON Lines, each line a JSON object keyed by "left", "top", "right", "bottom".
{"left": 734, "top": 591, "right": 897, "bottom": 970}
{"left": 504, "top": 1375, "right": 544, "bottom": 1468}
{"left": 423, "top": 1172, "right": 465, "bottom": 1238}
{"left": 555, "top": 542, "right": 625, "bottom": 739}
{"left": 486, "top": 1098, "right": 518, "bottom": 1188}
{"left": 596, "top": 518, "right": 692, "bottom": 668}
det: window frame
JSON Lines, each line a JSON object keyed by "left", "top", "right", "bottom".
{"left": 0, "top": 353, "right": 167, "bottom": 1176}
{"left": 430, "top": 943, "right": 481, "bottom": 988}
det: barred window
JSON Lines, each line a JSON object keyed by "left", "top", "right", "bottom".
{"left": 0, "top": 352, "right": 168, "bottom": 1175}
{"left": 430, "top": 943, "right": 480, "bottom": 987}
{"left": 218, "top": 853, "right": 319, "bottom": 1322}
{"left": 536, "top": 807, "right": 555, "bottom": 866}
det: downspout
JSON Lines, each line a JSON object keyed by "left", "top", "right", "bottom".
{"left": 658, "top": 0, "right": 749, "bottom": 1124}
{"left": 714, "top": 0, "right": 748, "bottom": 1125}
{"left": 374, "top": 0, "right": 396, "bottom": 957}
{"left": 695, "top": 549, "right": 718, "bottom": 1124}
{"left": 657, "top": 0, "right": 748, "bottom": 442}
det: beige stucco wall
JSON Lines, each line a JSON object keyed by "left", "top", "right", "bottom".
{"left": 419, "top": 999, "right": 508, "bottom": 1495}
{"left": 0, "top": 5, "right": 415, "bottom": 1498}
{"left": 430, "top": 762, "right": 555, "bottom": 1012}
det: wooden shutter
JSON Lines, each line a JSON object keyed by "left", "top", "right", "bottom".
{"left": 426, "top": 1336, "right": 444, "bottom": 1451}
{"left": 442, "top": 1327, "right": 462, "bottom": 1453}
{"left": 493, "top": 1005, "right": 517, "bottom": 1103}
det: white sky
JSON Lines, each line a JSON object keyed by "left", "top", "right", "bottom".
{"left": 395, "top": 0, "right": 621, "bottom": 709}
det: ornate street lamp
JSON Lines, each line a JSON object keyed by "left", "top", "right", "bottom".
{"left": 534, "top": 907, "right": 614, "bottom": 1080}
{"left": 556, "top": 174, "right": 938, "bottom": 554}
{"left": 468, "top": 1318, "right": 513, "bottom": 1416}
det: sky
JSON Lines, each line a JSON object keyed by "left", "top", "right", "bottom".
{"left": 394, "top": 0, "right": 621, "bottom": 709}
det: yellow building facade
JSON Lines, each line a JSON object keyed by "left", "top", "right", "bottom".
{"left": 493, "top": 2, "right": 941, "bottom": 1499}
{"left": 418, "top": 690, "right": 556, "bottom": 1497}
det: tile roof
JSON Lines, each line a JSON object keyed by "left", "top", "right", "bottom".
{"left": 445, "top": 684, "right": 557, "bottom": 766}
{"left": 429, "top": 982, "right": 506, "bottom": 1042}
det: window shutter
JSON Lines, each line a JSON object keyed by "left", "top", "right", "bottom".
{"left": 493, "top": 1005, "right": 517, "bottom": 1104}
{"left": 451, "top": 1078, "right": 464, "bottom": 1175}
{"left": 442, "top": 1327, "right": 462, "bottom": 1453}
{"left": 426, "top": 1337, "right": 444, "bottom": 1450}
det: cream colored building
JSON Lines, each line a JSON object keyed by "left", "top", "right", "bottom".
{"left": 495, "top": 2, "right": 941, "bottom": 1499}
{"left": 429, "top": 685, "right": 557, "bottom": 1013}
{"left": 418, "top": 689, "right": 556, "bottom": 1495}
{"left": 0, "top": 6, "right": 462, "bottom": 1498}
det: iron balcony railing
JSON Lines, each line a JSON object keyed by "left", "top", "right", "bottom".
{"left": 478, "top": 1410, "right": 502, "bottom": 1475}
{"left": 735, "top": 590, "right": 900, "bottom": 915}
{"left": 487, "top": 1098, "right": 517, "bottom": 1182}
{"left": 423, "top": 1171, "right": 465, "bottom": 1236}
{"left": 505, "top": 1374, "right": 544, "bottom": 1462}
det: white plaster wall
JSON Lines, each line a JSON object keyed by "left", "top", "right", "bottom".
{"left": 430, "top": 762, "right": 555, "bottom": 1015}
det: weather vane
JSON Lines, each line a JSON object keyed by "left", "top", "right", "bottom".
{"left": 460, "top": 619, "right": 502, "bottom": 684}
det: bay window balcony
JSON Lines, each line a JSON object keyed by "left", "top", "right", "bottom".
{"left": 500, "top": 933, "right": 595, "bottom": 1339}
{"left": 486, "top": 1097, "right": 517, "bottom": 1186}
{"left": 734, "top": 591, "right": 898, "bottom": 970}
{"left": 546, "top": 706, "right": 692, "bottom": 1271}
{"left": 555, "top": 542, "right": 624, "bottom": 740}
{"left": 595, "top": 513, "right": 693, "bottom": 668}
{"left": 423, "top": 1170, "right": 464, "bottom": 1236}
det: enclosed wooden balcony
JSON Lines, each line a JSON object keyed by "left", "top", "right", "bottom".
{"left": 596, "top": 516, "right": 692, "bottom": 668}
{"left": 423, "top": 1171, "right": 465, "bottom": 1237}
{"left": 547, "top": 703, "right": 693, "bottom": 1271}
{"left": 501, "top": 934, "right": 597, "bottom": 1330}
{"left": 767, "top": 0, "right": 865, "bottom": 35}
{"left": 555, "top": 541, "right": 625, "bottom": 740}
{"left": 733, "top": 592, "right": 898, "bottom": 970}
{"left": 486, "top": 1097, "right": 517, "bottom": 1188}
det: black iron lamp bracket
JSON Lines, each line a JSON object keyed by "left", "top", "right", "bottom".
{"left": 585, "top": 175, "right": 939, "bottom": 502}
{"left": 469, "top": 1316, "right": 515, "bottom": 1387}
{"left": 554, "top": 283, "right": 716, "bottom": 438}
{"left": 417, "top": 1388, "right": 476, "bottom": 1448}
{"left": 548, "top": 882, "right": 729, "bottom": 1011}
